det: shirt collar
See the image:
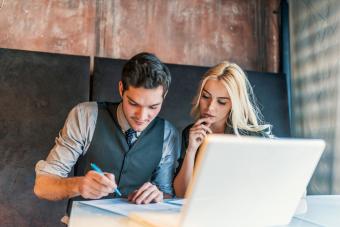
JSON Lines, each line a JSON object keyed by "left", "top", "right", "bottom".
{"left": 116, "top": 103, "right": 141, "bottom": 136}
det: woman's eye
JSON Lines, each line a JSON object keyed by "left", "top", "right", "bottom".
{"left": 218, "top": 101, "right": 227, "bottom": 105}
{"left": 202, "top": 94, "right": 209, "bottom": 99}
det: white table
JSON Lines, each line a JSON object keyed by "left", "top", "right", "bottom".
{"left": 69, "top": 195, "right": 340, "bottom": 227}
{"left": 294, "top": 195, "right": 340, "bottom": 227}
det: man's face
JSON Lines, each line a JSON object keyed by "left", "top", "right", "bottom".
{"left": 119, "top": 82, "right": 164, "bottom": 132}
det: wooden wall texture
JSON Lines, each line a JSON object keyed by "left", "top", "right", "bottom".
{"left": 0, "top": 0, "right": 280, "bottom": 72}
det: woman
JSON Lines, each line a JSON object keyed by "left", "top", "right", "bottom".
{"left": 173, "top": 61, "right": 273, "bottom": 197}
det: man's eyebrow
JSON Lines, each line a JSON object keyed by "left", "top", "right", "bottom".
{"left": 127, "top": 96, "right": 162, "bottom": 106}
{"left": 127, "top": 96, "right": 138, "bottom": 104}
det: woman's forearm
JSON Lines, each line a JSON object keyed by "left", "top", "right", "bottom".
{"left": 173, "top": 149, "right": 197, "bottom": 197}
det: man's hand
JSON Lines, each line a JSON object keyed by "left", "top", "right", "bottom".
{"left": 128, "top": 182, "right": 163, "bottom": 204}
{"left": 78, "top": 170, "right": 117, "bottom": 199}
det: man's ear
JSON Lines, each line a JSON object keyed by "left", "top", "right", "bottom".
{"left": 163, "top": 90, "right": 168, "bottom": 99}
{"left": 119, "top": 81, "right": 123, "bottom": 98}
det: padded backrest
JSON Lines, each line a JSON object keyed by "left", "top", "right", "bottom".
{"left": 246, "top": 71, "right": 291, "bottom": 137}
{"left": 92, "top": 57, "right": 290, "bottom": 137}
{"left": 0, "top": 48, "right": 90, "bottom": 227}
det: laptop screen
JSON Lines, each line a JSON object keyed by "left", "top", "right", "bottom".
{"left": 181, "top": 135, "right": 325, "bottom": 227}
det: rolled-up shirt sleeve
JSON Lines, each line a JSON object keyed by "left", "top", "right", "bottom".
{"left": 35, "top": 102, "right": 97, "bottom": 178}
{"left": 151, "top": 121, "right": 180, "bottom": 196}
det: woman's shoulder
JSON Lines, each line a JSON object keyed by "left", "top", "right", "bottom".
{"left": 182, "top": 123, "right": 194, "bottom": 134}
{"left": 239, "top": 126, "right": 274, "bottom": 138}
{"left": 181, "top": 123, "right": 195, "bottom": 142}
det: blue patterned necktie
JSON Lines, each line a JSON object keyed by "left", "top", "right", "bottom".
{"left": 125, "top": 128, "right": 136, "bottom": 148}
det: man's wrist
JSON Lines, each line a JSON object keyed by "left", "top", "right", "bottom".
{"left": 163, "top": 192, "right": 173, "bottom": 199}
{"left": 64, "top": 177, "right": 82, "bottom": 198}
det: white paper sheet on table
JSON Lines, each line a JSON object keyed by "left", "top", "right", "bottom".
{"left": 79, "top": 198, "right": 181, "bottom": 216}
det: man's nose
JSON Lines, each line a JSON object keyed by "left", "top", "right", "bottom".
{"left": 136, "top": 108, "right": 148, "bottom": 120}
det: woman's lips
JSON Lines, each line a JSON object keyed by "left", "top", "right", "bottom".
{"left": 202, "top": 113, "right": 215, "bottom": 118}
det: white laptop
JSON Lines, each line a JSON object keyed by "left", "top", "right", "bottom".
{"left": 130, "top": 135, "right": 325, "bottom": 227}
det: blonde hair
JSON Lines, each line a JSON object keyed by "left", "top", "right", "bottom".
{"left": 191, "top": 61, "right": 270, "bottom": 135}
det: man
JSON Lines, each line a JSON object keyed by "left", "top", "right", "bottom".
{"left": 34, "top": 53, "right": 179, "bottom": 209}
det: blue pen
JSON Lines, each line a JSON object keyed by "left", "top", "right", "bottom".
{"left": 90, "top": 163, "right": 122, "bottom": 197}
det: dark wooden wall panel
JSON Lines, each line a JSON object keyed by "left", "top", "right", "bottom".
{"left": 0, "top": 1, "right": 96, "bottom": 56}
{"left": 0, "top": 48, "right": 90, "bottom": 227}
{"left": 0, "top": 0, "right": 280, "bottom": 72}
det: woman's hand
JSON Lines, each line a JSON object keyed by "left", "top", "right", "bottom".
{"left": 187, "top": 118, "right": 213, "bottom": 154}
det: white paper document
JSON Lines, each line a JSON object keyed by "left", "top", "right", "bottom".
{"left": 79, "top": 198, "right": 181, "bottom": 216}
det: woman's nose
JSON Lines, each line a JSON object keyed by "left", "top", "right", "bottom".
{"left": 207, "top": 100, "right": 216, "bottom": 111}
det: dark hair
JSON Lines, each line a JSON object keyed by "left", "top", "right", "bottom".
{"left": 121, "top": 52, "right": 171, "bottom": 96}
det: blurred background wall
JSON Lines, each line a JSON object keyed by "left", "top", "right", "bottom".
{"left": 290, "top": 0, "right": 340, "bottom": 194}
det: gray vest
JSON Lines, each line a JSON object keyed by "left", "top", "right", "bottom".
{"left": 75, "top": 102, "right": 164, "bottom": 196}
{"left": 67, "top": 102, "right": 164, "bottom": 215}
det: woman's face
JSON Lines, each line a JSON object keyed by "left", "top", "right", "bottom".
{"left": 199, "top": 79, "right": 232, "bottom": 126}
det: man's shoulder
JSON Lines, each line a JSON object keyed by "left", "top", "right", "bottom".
{"left": 163, "top": 119, "right": 176, "bottom": 129}
{"left": 69, "top": 102, "right": 98, "bottom": 121}
{"left": 74, "top": 101, "right": 98, "bottom": 111}
{"left": 156, "top": 118, "right": 179, "bottom": 136}
{"left": 96, "top": 101, "right": 120, "bottom": 109}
